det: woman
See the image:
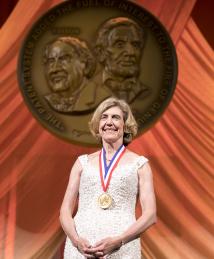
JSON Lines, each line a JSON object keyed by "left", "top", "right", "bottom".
{"left": 60, "top": 97, "right": 156, "bottom": 258}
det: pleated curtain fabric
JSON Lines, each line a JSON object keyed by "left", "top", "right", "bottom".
{"left": 0, "top": 0, "right": 213, "bottom": 258}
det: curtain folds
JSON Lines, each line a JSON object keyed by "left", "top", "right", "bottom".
{"left": 0, "top": 0, "right": 213, "bottom": 258}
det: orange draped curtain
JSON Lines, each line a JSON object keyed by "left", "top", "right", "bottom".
{"left": 0, "top": 0, "right": 213, "bottom": 258}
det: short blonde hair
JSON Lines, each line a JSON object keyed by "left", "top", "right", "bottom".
{"left": 89, "top": 97, "right": 138, "bottom": 145}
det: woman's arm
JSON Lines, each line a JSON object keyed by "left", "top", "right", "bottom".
{"left": 90, "top": 162, "right": 157, "bottom": 256}
{"left": 60, "top": 158, "right": 97, "bottom": 258}
{"left": 118, "top": 162, "right": 157, "bottom": 244}
{"left": 59, "top": 158, "right": 82, "bottom": 247}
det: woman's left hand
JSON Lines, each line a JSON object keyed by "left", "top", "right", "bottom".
{"left": 88, "top": 236, "right": 122, "bottom": 257}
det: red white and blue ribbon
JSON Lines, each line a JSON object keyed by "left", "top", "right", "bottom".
{"left": 99, "top": 144, "right": 126, "bottom": 192}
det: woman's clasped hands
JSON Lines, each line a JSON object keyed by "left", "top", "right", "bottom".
{"left": 76, "top": 236, "right": 122, "bottom": 258}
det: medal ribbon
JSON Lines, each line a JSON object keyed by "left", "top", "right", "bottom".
{"left": 99, "top": 144, "right": 126, "bottom": 192}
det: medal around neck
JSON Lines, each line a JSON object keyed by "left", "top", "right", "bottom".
{"left": 98, "top": 145, "right": 126, "bottom": 209}
{"left": 98, "top": 193, "right": 113, "bottom": 209}
{"left": 18, "top": 0, "right": 178, "bottom": 146}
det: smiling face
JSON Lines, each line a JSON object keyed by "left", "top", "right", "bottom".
{"left": 44, "top": 41, "right": 85, "bottom": 95}
{"left": 99, "top": 106, "right": 125, "bottom": 144}
{"left": 104, "top": 25, "right": 142, "bottom": 78}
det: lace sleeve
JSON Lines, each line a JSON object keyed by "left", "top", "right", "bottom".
{"left": 78, "top": 154, "right": 88, "bottom": 169}
{"left": 134, "top": 156, "right": 149, "bottom": 171}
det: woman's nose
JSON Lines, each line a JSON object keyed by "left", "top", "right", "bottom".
{"left": 106, "top": 117, "right": 113, "bottom": 124}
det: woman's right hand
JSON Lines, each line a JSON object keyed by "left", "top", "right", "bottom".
{"left": 76, "top": 237, "right": 96, "bottom": 258}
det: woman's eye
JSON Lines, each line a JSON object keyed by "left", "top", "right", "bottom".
{"left": 113, "top": 115, "right": 120, "bottom": 120}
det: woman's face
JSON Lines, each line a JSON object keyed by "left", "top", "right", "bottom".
{"left": 99, "top": 106, "right": 125, "bottom": 143}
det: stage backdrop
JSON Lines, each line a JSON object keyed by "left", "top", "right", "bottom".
{"left": 0, "top": 0, "right": 213, "bottom": 258}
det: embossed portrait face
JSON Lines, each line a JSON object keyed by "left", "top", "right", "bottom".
{"left": 44, "top": 41, "right": 85, "bottom": 95}
{"left": 105, "top": 25, "right": 142, "bottom": 78}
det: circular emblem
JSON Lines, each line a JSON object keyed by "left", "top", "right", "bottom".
{"left": 98, "top": 193, "right": 113, "bottom": 209}
{"left": 18, "top": 0, "right": 178, "bottom": 146}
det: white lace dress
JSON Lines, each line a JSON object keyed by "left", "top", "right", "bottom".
{"left": 64, "top": 154, "right": 148, "bottom": 259}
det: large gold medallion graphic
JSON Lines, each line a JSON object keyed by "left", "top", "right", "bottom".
{"left": 18, "top": 0, "right": 178, "bottom": 146}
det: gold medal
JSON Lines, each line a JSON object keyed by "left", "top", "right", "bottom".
{"left": 98, "top": 193, "right": 112, "bottom": 209}
{"left": 98, "top": 145, "right": 126, "bottom": 209}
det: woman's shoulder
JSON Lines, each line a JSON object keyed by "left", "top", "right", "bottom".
{"left": 125, "top": 149, "right": 149, "bottom": 165}
{"left": 88, "top": 150, "right": 100, "bottom": 158}
{"left": 77, "top": 150, "right": 96, "bottom": 160}
{"left": 77, "top": 151, "right": 100, "bottom": 166}
{"left": 125, "top": 149, "right": 146, "bottom": 158}
{"left": 87, "top": 150, "right": 100, "bottom": 163}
